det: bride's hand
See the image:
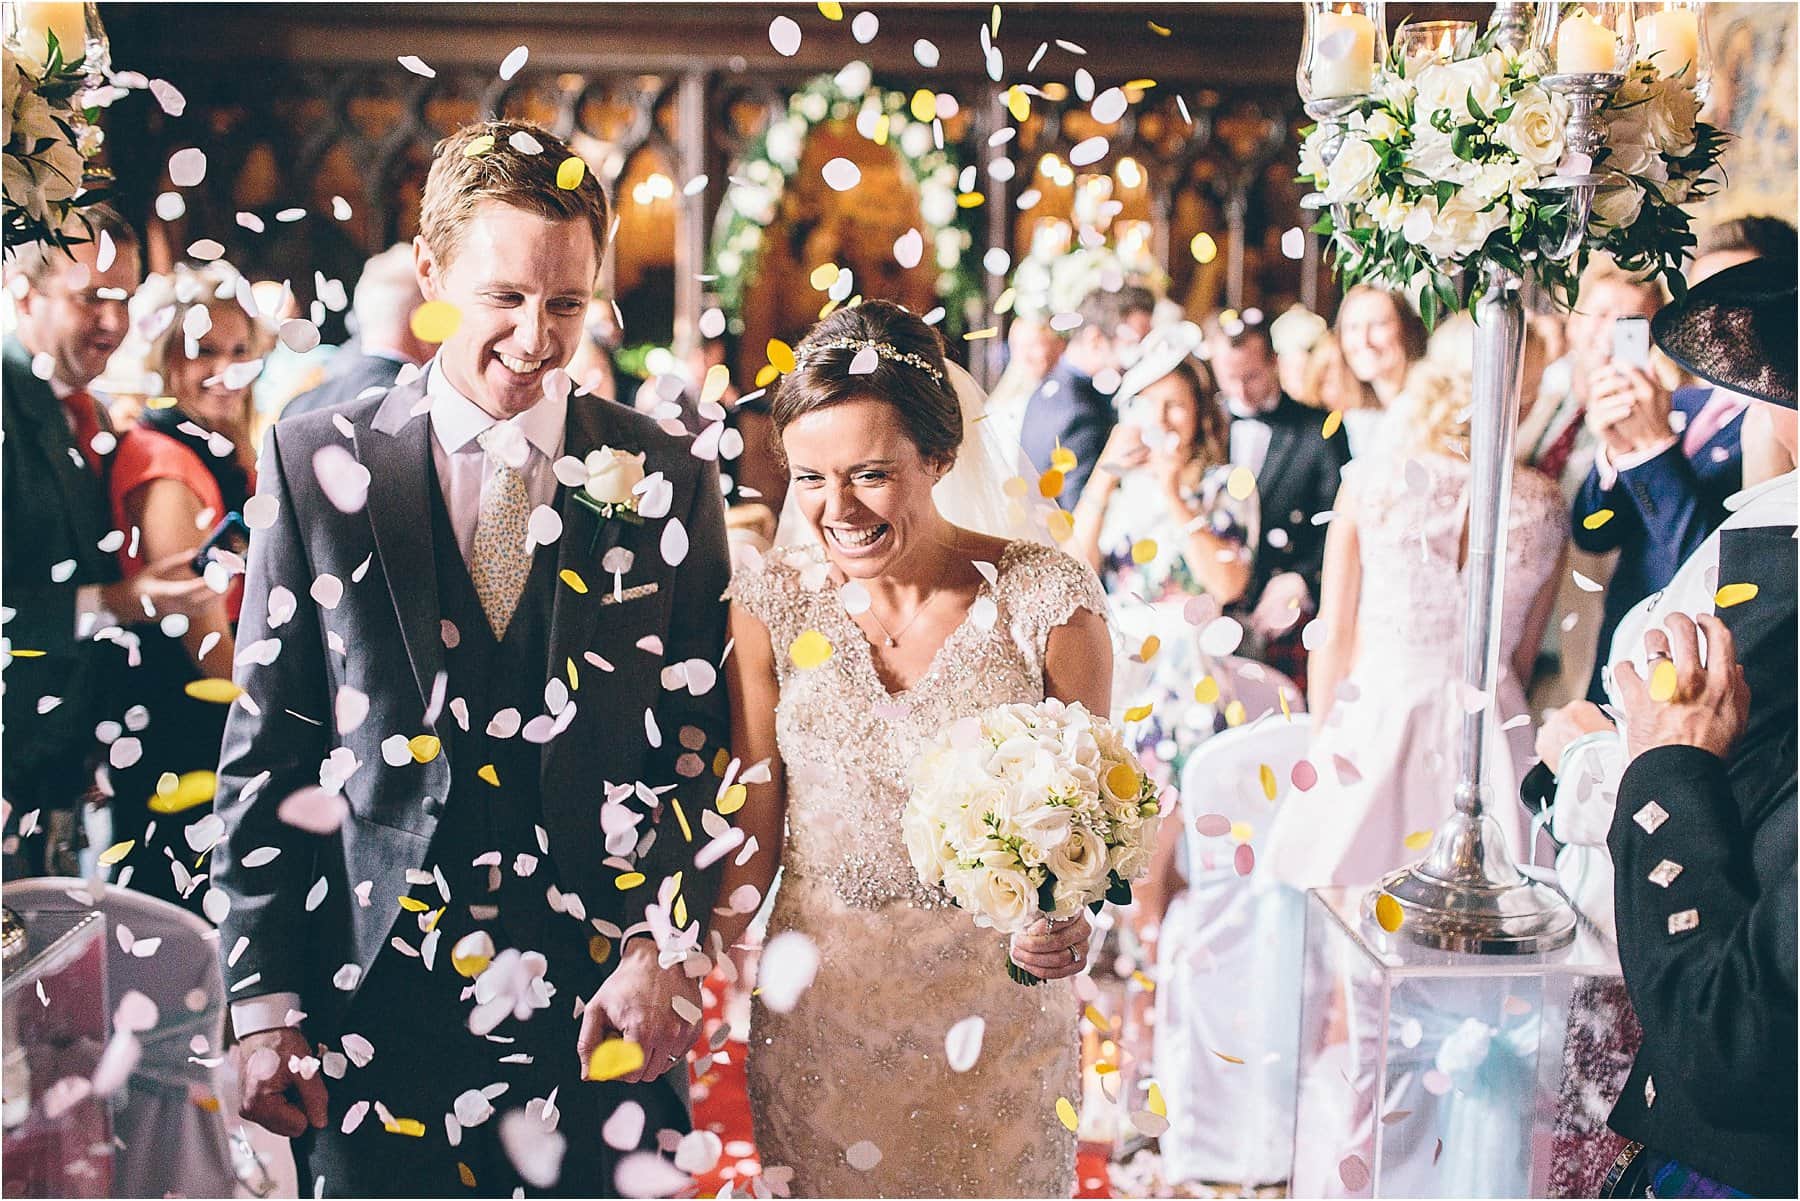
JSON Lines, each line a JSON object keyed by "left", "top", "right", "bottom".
{"left": 1009, "top": 913, "right": 1093, "bottom": 981}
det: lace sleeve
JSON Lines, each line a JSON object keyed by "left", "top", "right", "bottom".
{"left": 1004, "top": 541, "right": 1113, "bottom": 659}
{"left": 726, "top": 551, "right": 803, "bottom": 653}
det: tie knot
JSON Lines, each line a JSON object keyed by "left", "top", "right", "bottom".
{"left": 477, "top": 421, "right": 531, "bottom": 469}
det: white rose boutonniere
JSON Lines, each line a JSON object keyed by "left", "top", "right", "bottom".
{"left": 577, "top": 446, "right": 646, "bottom": 524}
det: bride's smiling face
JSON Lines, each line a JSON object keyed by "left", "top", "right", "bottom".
{"left": 782, "top": 397, "right": 947, "bottom": 578}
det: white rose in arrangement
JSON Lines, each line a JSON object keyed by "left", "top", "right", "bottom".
{"left": 8, "top": 90, "right": 58, "bottom": 150}
{"left": 1644, "top": 78, "right": 1699, "bottom": 158}
{"left": 1414, "top": 51, "right": 1505, "bottom": 121}
{"left": 763, "top": 119, "right": 803, "bottom": 169}
{"left": 1403, "top": 192, "right": 1507, "bottom": 263}
{"left": 1496, "top": 84, "right": 1566, "bottom": 168}
{"left": 1355, "top": 109, "right": 1405, "bottom": 145}
{"left": 1406, "top": 127, "right": 1479, "bottom": 187}
{"left": 1591, "top": 179, "right": 1647, "bottom": 230}
{"left": 966, "top": 858, "right": 1037, "bottom": 933}
{"left": 901, "top": 805, "right": 955, "bottom": 884}
{"left": 32, "top": 133, "right": 83, "bottom": 203}
{"left": 1298, "top": 126, "right": 1330, "bottom": 179}
{"left": 583, "top": 446, "right": 646, "bottom": 506}
{"left": 1366, "top": 192, "right": 1413, "bottom": 233}
{"left": 1046, "top": 828, "right": 1110, "bottom": 894}
{"left": 1377, "top": 70, "right": 1418, "bottom": 110}
{"left": 1323, "top": 135, "right": 1380, "bottom": 205}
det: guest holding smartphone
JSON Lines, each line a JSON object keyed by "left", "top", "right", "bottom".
{"left": 106, "top": 261, "right": 275, "bottom": 912}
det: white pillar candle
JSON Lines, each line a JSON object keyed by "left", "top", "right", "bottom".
{"left": 1312, "top": 10, "right": 1378, "bottom": 97}
{"left": 1557, "top": 11, "right": 1619, "bottom": 74}
{"left": 16, "top": 1, "right": 87, "bottom": 65}
{"left": 1636, "top": 8, "right": 1698, "bottom": 77}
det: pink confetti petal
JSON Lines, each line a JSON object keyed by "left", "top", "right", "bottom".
{"left": 312, "top": 444, "right": 371, "bottom": 513}
{"left": 277, "top": 787, "right": 349, "bottom": 835}
{"left": 1339, "top": 1153, "right": 1372, "bottom": 1192}
{"left": 1233, "top": 843, "right": 1256, "bottom": 876}
{"left": 945, "top": 1015, "right": 985, "bottom": 1073}
{"left": 1290, "top": 759, "right": 1319, "bottom": 791}
{"left": 767, "top": 16, "right": 802, "bottom": 56}
{"left": 168, "top": 147, "right": 207, "bottom": 187}
{"left": 1331, "top": 754, "right": 1363, "bottom": 785}
{"left": 614, "top": 1151, "right": 691, "bottom": 1198}
{"left": 502, "top": 1109, "right": 567, "bottom": 1189}
{"left": 821, "top": 157, "right": 862, "bottom": 191}
{"left": 1194, "top": 813, "right": 1231, "bottom": 838}
{"left": 893, "top": 228, "right": 923, "bottom": 269}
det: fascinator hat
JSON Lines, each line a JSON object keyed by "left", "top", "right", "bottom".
{"left": 1651, "top": 257, "right": 1796, "bottom": 409}
{"left": 1113, "top": 320, "right": 1207, "bottom": 410}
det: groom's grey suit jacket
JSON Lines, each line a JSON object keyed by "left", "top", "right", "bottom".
{"left": 211, "top": 375, "right": 730, "bottom": 1041}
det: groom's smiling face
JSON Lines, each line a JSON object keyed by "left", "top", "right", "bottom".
{"left": 784, "top": 397, "right": 947, "bottom": 578}
{"left": 415, "top": 200, "right": 598, "bottom": 420}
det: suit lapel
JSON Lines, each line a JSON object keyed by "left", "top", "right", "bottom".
{"left": 356, "top": 382, "right": 443, "bottom": 710}
{"left": 5, "top": 341, "right": 113, "bottom": 573}
{"left": 546, "top": 395, "right": 629, "bottom": 683}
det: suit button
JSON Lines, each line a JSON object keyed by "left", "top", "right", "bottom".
{"left": 423, "top": 796, "right": 444, "bottom": 818}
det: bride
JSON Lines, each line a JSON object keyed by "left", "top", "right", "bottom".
{"left": 717, "top": 300, "right": 1114, "bottom": 1197}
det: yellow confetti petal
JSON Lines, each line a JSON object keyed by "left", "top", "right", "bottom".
{"left": 1148, "top": 1082, "right": 1167, "bottom": 1116}
{"left": 384, "top": 1117, "right": 426, "bottom": 1137}
{"left": 1038, "top": 469, "right": 1066, "bottom": 499}
{"left": 1131, "top": 538, "right": 1158, "bottom": 565}
{"left": 712, "top": 747, "right": 732, "bottom": 777}
{"left": 1083, "top": 1004, "right": 1111, "bottom": 1030}
{"left": 910, "top": 88, "right": 937, "bottom": 122}
{"left": 1055, "top": 1096, "right": 1079, "bottom": 1131}
{"left": 8, "top": 648, "right": 45, "bottom": 657}
{"left": 809, "top": 262, "right": 840, "bottom": 291}
{"left": 462, "top": 134, "right": 495, "bottom": 158}
{"left": 1403, "top": 829, "right": 1433, "bottom": 852}
{"left": 700, "top": 363, "right": 731, "bottom": 407}
{"left": 1107, "top": 762, "right": 1142, "bottom": 800}
{"left": 614, "top": 872, "right": 646, "bottom": 891}
{"left": 1280, "top": 688, "right": 1293, "bottom": 720}
{"left": 1006, "top": 85, "right": 1030, "bottom": 121}
{"left": 559, "top": 569, "right": 588, "bottom": 594}
{"left": 1125, "top": 79, "right": 1159, "bottom": 90}
{"left": 767, "top": 338, "right": 797, "bottom": 374}
{"left": 1375, "top": 892, "right": 1405, "bottom": 932}
{"left": 1049, "top": 445, "right": 1078, "bottom": 473}
{"left": 99, "top": 839, "right": 135, "bottom": 866}
{"left": 555, "top": 155, "right": 587, "bottom": 190}
{"left": 1194, "top": 676, "right": 1220, "bottom": 705}
{"left": 458, "top": 1162, "right": 477, "bottom": 1188}
{"left": 1212, "top": 1049, "right": 1246, "bottom": 1065}
{"left": 1224, "top": 700, "right": 1247, "bottom": 727}
{"left": 184, "top": 678, "right": 243, "bottom": 704}
{"left": 1715, "top": 582, "right": 1759, "bottom": 608}
{"left": 410, "top": 300, "right": 461, "bottom": 344}
{"left": 146, "top": 395, "right": 179, "bottom": 410}
{"left": 1045, "top": 510, "right": 1075, "bottom": 542}
{"left": 588, "top": 934, "right": 613, "bottom": 965}
{"left": 674, "top": 892, "right": 689, "bottom": 928}
{"left": 1322, "top": 410, "right": 1344, "bottom": 439}
{"left": 672, "top": 797, "right": 693, "bottom": 843}
{"left": 587, "top": 1037, "right": 646, "bottom": 1082}
{"left": 1122, "top": 704, "right": 1153, "bottom": 723}
{"left": 1226, "top": 467, "right": 1256, "bottom": 502}
{"left": 1149, "top": 20, "right": 1172, "bottom": 35}
{"left": 788, "top": 629, "right": 835, "bottom": 670}
{"left": 1229, "top": 820, "right": 1253, "bottom": 843}
{"left": 1650, "top": 658, "right": 1678, "bottom": 703}
{"left": 956, "top": 192, "right": 986, "bottom": 209}
{"left": 1190, "top": 232, "right": 1218, "bottom": 264}
{"left": 1138, "top": 635, "right": 1161, "bottom": 662}
{"left": 1095, "top": 1062, "right": 1118, "bottom": 1075}
{"left": 1132, "top": 970, "right": 1155, "bottom": 992}
{"left": 963, "top": 326, "right": 998, "bottom": 340}
{"left": 408, "top": 734, "right": 442, "bottom": 763}
{"left": 193, "top": 1093, "right": 220, "bottom": 1113}
{"left": 477, "top": 763, "right": 500, "bottom": 786}
{"left": 566, "top": 657, "right": 579, "bottom": 690}
{"left": 148, "top": 770, "right": 216, "bottom": 814}
{"left": 451, "top": 941, "right": 491, "bottom": 979}
{"left": 1259, "top": 764, "right": 1277, "bottom": 801}
{"left": 398, "top": 895, "right": 429, "bottom": 912}
{"left": 718, "top": 783, "right": 748, "bottom": 815}
{"left": 755, "top": 363, "right": 780, "bottom": 389}
{"left": 1582, "top": 508, "right": 1615, "bottom": 531}
{"left": 817, "top": 0, "right": 843, "bottom": 18}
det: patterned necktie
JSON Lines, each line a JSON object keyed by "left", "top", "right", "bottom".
{"left": 469, "top": 426, "right": 532, "bottom": 639}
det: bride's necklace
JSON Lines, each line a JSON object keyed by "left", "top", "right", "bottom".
{"left": 862, "top": 558, "right": 952, "bottom": 648}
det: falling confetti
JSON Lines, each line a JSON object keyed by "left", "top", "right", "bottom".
{"left": 1649, "top": 658, "right": 1678, "bottom": 702}
{"left": 768, "top": 15, "right": 802, "bottom": 56}
{"left": 1714, "top": 582, "right": 1758, "bottom": 608}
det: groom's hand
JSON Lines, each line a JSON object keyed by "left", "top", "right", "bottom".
{"left": 578, "top": 940, "right": 702, "bottom": 1085}
{"left": 234, "top": 1027, "right": 329, "bottom": 1137}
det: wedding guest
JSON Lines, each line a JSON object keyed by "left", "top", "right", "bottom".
{"left": 1691, "top": 214, "right": 1796, "bottom": 283}
{"left": 2, "top": 207, "right": 212, "bottom": 877}
{"left": 985, "top": 311, "right": 1064, "bottom": 460}
{"left": 1019, "top": 283, "right": 1155, "bottom": 505}
{"left": 105, "top": 262, "right": 274, "bottom": 910}
{"left": 1263, "top": 360, "right": 1565, "bottom": 887}
{"left": 1269, "top": 303, "right": 1329, "bottom": 404}
{"left": 1070, "top": 327, "right": 1256, "bottom": 784}
{"left": 1334, "top": 284, "right": 1427, "bottom": 457}
{"left": 1295, "top": 329, "right": 1357, "bottom": 413}
{"left": 282, "top": 244, "right": 430, "bottom": 419}
{"left": 1204, "top": 311, "right": 1347, "bottom": 691}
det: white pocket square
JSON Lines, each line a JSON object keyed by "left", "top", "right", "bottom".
{"left": 599, "top": 582, "right": 660, "bottom": 606}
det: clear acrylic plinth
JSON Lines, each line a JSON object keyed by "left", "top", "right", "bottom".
{"left": 1292, "top": 887, "right": 1623, "bottom": 1198}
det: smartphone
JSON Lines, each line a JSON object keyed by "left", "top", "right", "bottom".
{"left": 191, "top": 510, "right": 250, "bottom": 576}
{"left": 1610, "top": 316, "right": 1651, "bottom": 370}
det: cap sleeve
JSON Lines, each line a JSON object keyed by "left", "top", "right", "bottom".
{"left": 725, "top": 546, "right": 812, "bottom": 654}
{"left": 1002, "top": 540, "right": 1112, "bottom": 659}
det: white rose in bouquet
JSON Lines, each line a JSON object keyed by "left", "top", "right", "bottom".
{"left": 1045, "top": 828, "right": 1110, "bottom": 897}
{"left": 966, "top": 855, "right": 1037, "bottom": 932}
{"left": 1403, "top": 191, "right": 1508, "bottom": 263}
{"left": 1356, "top": 109, "right": 1405, "bottom": 145}
{"left": 1414, "top": 51, "right": 1505, "bottom": 121}
{"left": 1496, "top": 84, "right": 1567, "bottom": 168}
{"left": 1591, "top": 180, "right": 1647, "bottom": 230}
{"left": 1367, "top": 192, "right": 1413, "bottom": 233}
{"left": 1645, "top": 77, "right": 1699, "bottom": 158}
{"left": 1323, "top": 136, "right": 1381, "bottom": 205}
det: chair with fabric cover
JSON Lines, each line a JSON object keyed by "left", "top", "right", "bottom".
{"left": 2, "top": 877, "right": 240, "bottom": 1198}
{"left": 1216, "top": 654, "right": 1306, "bottom": 724}
{"left": 1154, "top": 714, "right": 1312, "bottom": 1187}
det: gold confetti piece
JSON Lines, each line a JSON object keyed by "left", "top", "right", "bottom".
{"left": 99, "top": 840, "right": 135, "bottom": 866}
{"left": 8, "top": 648, "right": 45, "bottom": 657}
{"left": 1226, "top": 467, "right": 1256, "bottom": 502}
{"left": 193, "top": 1093, "right": 220, "bottom": 1113}
{"left": 1006, "top": 85, "right": 1030, "bottom": 121}
{"left": 408, "top": 734, "right": 442, "bottom": 763}
{"left": 767, "top": 338, "right": 797, "bottom": 374}
{"left": 1148, "top": 20, "right": 1171, "bottom": 35}
{"left": 1259, "top": 764, "right": 1277, "bottom": 801}
{"left": 672, "top": 797, "right": 692, "bottom": 843}
{"left": 184, "top": 678, "right": 243, "bottom": 703}
{"left": 559, "top": 569, "right": 588, "bottom": 594}
{"left": 588, "top": 1037, "right": 645, "bottom": 1082}
{"left": 712, "top": 747, "right": 732, "bottom": 777}
{"left": 384, "top": 1117, "right": 426, "bottom": 1137}
{"left": 1038, "top": 469, "right": 1066, "bottom": 499}
{"left": 1322, "top": 409, "right": 1344, "bottom": 439}
{"left": 398, "top": 895, "right": 429, "bottom": 912}
{"left": 477, "top": 763, "right": 500, "bottom": 786}
{"left": 1045, "top": 510, "right": 1075, "bottom": 542}
{"left": 1125, "top": 78, "right": 1158, "bottom": 90}
{"left": 1107, "top": 763, "right": 1142, "bottom": 800}
{"left": 1229, "top": 820, "right": 1253, "bottom": 843}
{"left": 1122, "top": 704, "right": 1153, "bottom": 724}
{"left": 462, "top": 134, "right": 495, "bottom": 158}
{"left": 1190, "top": 232, "right": 1218, "bottom": 264}
{"left": 1403, "top": 829, "right": 1433, "bottom": 852}
{"left": 788, "top": 629, "right": 834, "bottom": 670}
{"left": 1095, "top": 1062, "right": 1117, "bottom": 1075}
{"left": 1582, "top": 508, "right": 1615, "bottom": 530}
{"left": 566, "top": 657, "right": 579, "bottom": 690}
{"left": 1279, "top": 688, "right": 1293, "bottom": 720}
{"left": 146, "top": 395, "right": 179, "bottom": 410}
{"left": 451, "top": 938, "right": 492, "bottom": 978}
{"left": 1212, "top": 1049, "right": 1245, "bottom": 1065}
{"left": 809, "top": 262, "right": 840, "bottom": 291}
{"left": 1055, "top": 1097, "right": 1079, "bottom": 1132}
{"left": 588, "top": 934, "right": 612, "bottom": 965}
{"left": 956, "top": 192, "right": 986, "bottom": 208}
{"left": 1147, "top": 1081, "right": 1167, "bottom": 1115}
{"left": 1132, "top": 970, "right": 1155, "bottom": 992}
{"left": 995, "top": 287, "right": 1017, "bottom": 315}
{"left": 755, "top": 363, "right": 780, "bottom": 388}
{"left": 1194, "top": 676, "right": 1220, "bottom": 705}
{"left": 148, "top": 770, "right": 216, "bottom": 814}
{"left": 1139, "top": 635, "right": 1161, "bottom": 662}
{"left": 1083, "top": 1004, "right": 1111, "bottom": 1030}
{"left": 963, "top": 326, "right": 999, "bottom": 341}
{"left": 1375, "top": 892, "right": 1404, "bottom": 932}
{"left": 1650, "top": 658, "right": 1678, "bottom": 702}
{"left": 1131, "top": 538, "right": 1158, "bottom": 565}
{"left": 718, "top": 783, "right": 748, "bottom": 815}
{"left": 910, "top": 88, "right": 937, "bottom": 122}
{"left": 1224, "top": 700, "right": 1246, "bottom": 727}
{"left": 1715, "top": 582, "right": 1759, "bottom": 608}
{"left": 457, "top": 1162, "right": 477, "bottom": 1189}
{"left": 410, "top": 300, "right": 461, "bottom": 343}
{"left": 1048, "top": 445, "right": 1077, "bottom": 473}
{"left": 555, "top": 156, "right": 586, "bottom": 190}
{"left": 614, "top": 872, "right": 646, "bottom": 891}
{"left": 817, "top": 0, "right": 843, "bottom": 18}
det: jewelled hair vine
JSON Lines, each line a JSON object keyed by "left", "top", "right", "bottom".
{"left": 795, "top": 337, "right": 946, "bottom": 385}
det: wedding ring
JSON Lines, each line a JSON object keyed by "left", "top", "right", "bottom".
{"left": 1646, "top": 649, "right": 1672, "bottom": 663}
{"left": 667, "top": 1053, "right": 681, "bottom": 1064}
{"left": 1068, "top": 945, "right": 1080, "bottom": 964}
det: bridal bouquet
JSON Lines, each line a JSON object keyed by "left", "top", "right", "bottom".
{"left": 1299, "top": 41, "right": 1726, "bottom": 322}
{"left": 903, "top": 698, "right": 1160, "bottom": 986}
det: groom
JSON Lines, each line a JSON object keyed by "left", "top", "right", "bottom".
{"left": 213, "top": 121, "right": 731, "bottom": 1196}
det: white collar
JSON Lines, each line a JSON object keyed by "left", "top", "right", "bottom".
{"left": 1721, "top": 468, "right": 1796, "bottom": 528}
{"left": 425, "top": 359, "right": 566, "bottom": 461}
{"left": 1228, "top": 393, "right": 1279, "bottom": 420}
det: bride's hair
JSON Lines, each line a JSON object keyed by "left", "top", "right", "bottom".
{"left": 771, "top": 300, "right": 962, "bottom": 468}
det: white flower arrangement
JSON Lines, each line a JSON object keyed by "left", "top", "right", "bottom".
{"left": 1300, "top": 40, "right": 1727, "bottom": 320}
{"left": 3, "top": 32, "right": 107, "bottom": 251}
{"left": 903, "top": 698, "right": 1161, "bottom": 986}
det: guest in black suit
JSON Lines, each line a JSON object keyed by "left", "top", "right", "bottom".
{"left": 1019, "top": 284, "right": 1154, "bottom": 506}
{"left": 1, "top": 207, "right": 211, "bottom": 876}
{"left": 280, "top": 243, "right": 431, "bottom": 420}
{"left": 1599, "top": 257, "right": 1796, "bottom": 1198}
{"left": 216, "top": 123, "right": 731, "bottom": 1197}
{"left": 1204, "top": 314, "right": 1349, "bottom": 688}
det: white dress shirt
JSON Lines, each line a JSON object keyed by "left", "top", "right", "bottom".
{"left": 229, "top": 362, "right": 568, "bottom": 1039}
{"left": 1227, "top": 392, "right": 1279, "bottom": 478}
